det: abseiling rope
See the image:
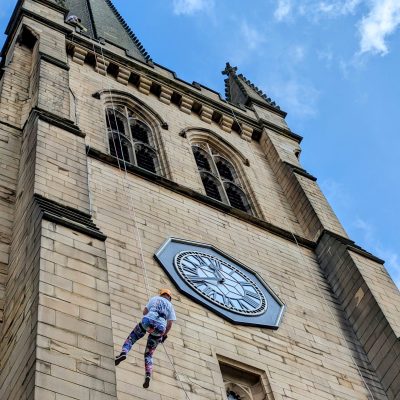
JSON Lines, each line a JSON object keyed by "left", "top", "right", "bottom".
{"left": 76, "top": 13, "right": 193, "bottom": 397}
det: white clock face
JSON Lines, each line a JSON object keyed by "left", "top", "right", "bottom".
{"left": 174, "top": 251, "right": 267, "bottom": 316}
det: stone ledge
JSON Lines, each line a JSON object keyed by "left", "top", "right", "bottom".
{"left": 87, "top": 146, "right": 316, "bottom": 249}
{"left": 283, "top": 162, "right": 317, "bottom": 182}
{"left": 317, "top": 229, "right": 384, "bottom": 265}
{"left": 23, "top": 107, "right": 84, "bottom": 137}
{"left": 40, "top": 52, "right": 69, "bottom": 71}
{"left": 35, "top": 194, "right": 107, "bottom": 241}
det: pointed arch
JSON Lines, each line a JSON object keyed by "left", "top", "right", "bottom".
{"left": 93, "top": 89, "right": 168, "bottom": 129}
{"left": 96, "top": 90, "right": 169, "bottom": 177}
{"left": 180, "top": 127, "right": 250, "bottom": 166}
{"left": 183, "top": 128, "right": 262, "bottom": 217}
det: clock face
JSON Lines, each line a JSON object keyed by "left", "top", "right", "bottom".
{"left": 174, "top": 251, "right": 267, "bottom": 316}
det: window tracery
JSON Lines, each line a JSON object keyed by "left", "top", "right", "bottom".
{"left": 192, "top": 143, "right": 252, "bottom": 214}
{"left": 105, "top": 106, "right": 160, "bottom": 174}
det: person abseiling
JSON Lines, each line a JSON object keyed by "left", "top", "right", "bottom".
{"left": 115, "top": 289, "right": 176, "bottom": 388}
{"left": 65, "top": 14, "right": 88, "bottom": 32}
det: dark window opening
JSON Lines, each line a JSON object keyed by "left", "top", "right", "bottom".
{"left": 192, "top": 143, "right": 253, "bottom": 214}
{"left": 109, "top": 133, "right": 131, "bottom": 163}
{"left": 135, "top": 145, "right": 157, "bottom": 173}
{"left": 193, "top": 147, "right": 212, "bottom": 172}
{"left": 216, "top": 159, "right": 235, "bottom": 182}
{"left": 201, "top": 173, "right": 222, "bottom": 202}
{"left": 105, "top": 107, "right": 161, "bottom": 175}
{"left": 227, "top": 391, "right": 241, "bottom": 400}
{"left": 131, "top": 120, "right": 150, "bottom": 144}
{"left": 107, "top": 111, "right": 125, "bottom": 134}
{"left": 225, "top": 184, "right": 249, "bottom": 213}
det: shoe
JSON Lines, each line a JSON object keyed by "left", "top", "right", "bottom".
{"left": 115, "top": 352, "right": 126, "bottom": 366}
{"left": 143, "top": 375, "right": 151, "bottom": 388}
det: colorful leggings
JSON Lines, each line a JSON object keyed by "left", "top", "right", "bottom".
{"left": 122, "top": 316, "right": 165, "bottom": 376}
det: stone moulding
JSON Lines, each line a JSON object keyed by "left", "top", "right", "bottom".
{"left": 34, "top": 194, "right": 107, "bottom": 241}
{"left": 86, "top": 146, "right": 316, "bottom": 249}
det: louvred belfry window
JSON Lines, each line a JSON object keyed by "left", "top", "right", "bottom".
{"left": 105, "top": 106, "right": 160, "bottom": 175}
{"left": 192, "top": 144, "right": 252, "bottom": 214}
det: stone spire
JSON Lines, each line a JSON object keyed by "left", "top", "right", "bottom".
{"left": 222, "top": 62, "right": 281, "bottom": 112}
{"left": 64, "top": 0, "right": 152, "bottom": 62}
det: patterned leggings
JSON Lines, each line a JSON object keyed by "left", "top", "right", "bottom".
{"left": 122, "top": 316, "right": 165, "bottom": 376}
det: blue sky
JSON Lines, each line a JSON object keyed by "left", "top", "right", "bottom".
{"left": 1, "top": 0, "right": 399, "bottom": 288}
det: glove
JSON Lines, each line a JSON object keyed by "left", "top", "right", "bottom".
{"left": 160, "top": 335, "right": 168, "bottom": 343}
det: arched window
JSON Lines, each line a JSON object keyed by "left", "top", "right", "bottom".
{"left": 192, "top": 143, "right": 252, "bottom": 214}
{"left": 105, "top": 106, "right": 160, "bottom": 174}
{"left": 227, "top": 390, "right": 242, "bottom": 399}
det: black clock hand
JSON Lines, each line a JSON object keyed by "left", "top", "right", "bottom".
{"left": 188, "top": 276, "right": 220, "bottom": 282}
{"left": 209, "top": 259, "right": 225, "bottom": 282}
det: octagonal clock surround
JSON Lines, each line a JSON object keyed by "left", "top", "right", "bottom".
{"left": 154, "top": 237, "right": 285, "bottom": 328}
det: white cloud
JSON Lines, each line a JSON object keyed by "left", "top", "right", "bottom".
{"left": 274, "top": 0, "right": 293, "bottom": 21}
{"left": 275, "top": 0, "right": 361, "bottom": 21}
{"left": 290, "top": 45, "right": 306, "bottom": 62}
{"left": 172, "top": 0, "right": 214, "bottom": 15}
{"left": 274, "top": 0, "right": 400, "bottom": 56}
{"left": 271, "top": 80, "right": 320, "bottom": 118}
{"left": 354, "top": 218, "right": 400, "bottom": 289}
{"left": 358, "top": 0, "right": 400, "bottom": 55}
{"left": 316, "top": 0, "right": 362, "bottom": 16}
{"left": 240, "top": 21, "right": 266, "bottom": 50}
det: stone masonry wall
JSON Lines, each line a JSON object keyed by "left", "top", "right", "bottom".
{"left": 35, "top": 219, "right": 117, "bottom": 400}
{"left": 317, "top": 233, "right": 400, "bottom": 399}
{"left": 89, "top": 160, "right": 387, "bottom": 400}
{"left": 68, "top": 59, "right": 306, "bottom": 239}
{"left": 0, "top": 116, "right": 40, "bottom": 400}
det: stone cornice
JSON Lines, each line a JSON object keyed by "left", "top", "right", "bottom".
{"left": 24, "top": 107, "right": 83, "bottom": 137}
{"left": 40, "top": 52, "right": 70, "bottom": 70}
{"left": 317, "top": 229, "right": 385, "bottom": 265}
{"left": 34, "top": 194, "right": 107, "bottom": 241}
{"left": 67, "top": 37, "right": 302, "bottom": 143}
{"left": 87, "top": 146, "right": 316, "bottom": 250}
{"left": 0, "top": 120, "right": 22, "bottom": 132}
{"left": 283, "top": 162, "right": 317, "bottom": 181}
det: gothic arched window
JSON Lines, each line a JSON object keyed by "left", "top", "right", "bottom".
{"left": 105, "top": 106, "right": 160, "bottom": 174}
{"left": 192, "top": 144, "right": 252, "bottom": 214}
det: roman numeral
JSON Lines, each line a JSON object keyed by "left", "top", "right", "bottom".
{"left": 222, "top": 294, "right": 234, "bottom": 308}
{"left": 192, "top": 255, "right": 209, "bottom": 266}
{"left": 182, "top": 263, "right": 198, "bottom": 275}
{"left": 187, "top": 276, "right": 206, "bottom": 282}
{"left": 241, "top": 295, "right": 259, "bottom": 308}
{"left": 244, "top": 290, "right": 259, "bottom": 299}
{"left": 203, "top": 287, "right": 216, "bottom": 299}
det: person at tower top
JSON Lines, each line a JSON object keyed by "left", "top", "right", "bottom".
{"left": 65, "top": 14, "right": 88, "bottom": 32}
{"left": 115, "top": 289, "right": 176, "bottom": 389}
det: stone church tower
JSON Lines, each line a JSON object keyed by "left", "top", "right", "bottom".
{"left": 0, "top": 1, "right": 399, "bottom": 399}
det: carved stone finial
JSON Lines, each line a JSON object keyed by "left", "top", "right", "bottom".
{"left": 222, "top": 62, "right": 238, "bottom": 76}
